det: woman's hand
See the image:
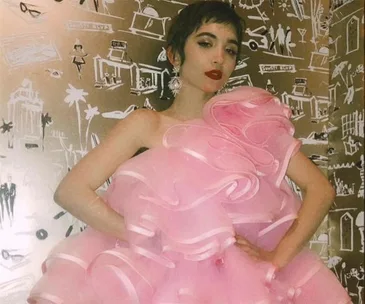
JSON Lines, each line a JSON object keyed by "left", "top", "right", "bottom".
{"left": 235, "top": 235, "right": 276, "bottom": 265}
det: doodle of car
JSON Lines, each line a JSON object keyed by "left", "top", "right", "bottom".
{"left": 299, "top": 131, "right": 328, "bottom": 145}
{"left": 242, "top": 26, "right": 269, "bottom": 51}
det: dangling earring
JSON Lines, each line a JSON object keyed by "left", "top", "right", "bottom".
{"left": 168, "top": 65, "right": 182, "bottom": 96}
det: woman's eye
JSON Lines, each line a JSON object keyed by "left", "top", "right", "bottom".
{"left": 198, "top": 41, "right": 211, "bottom": 48}
{"left": 227, "top": 48, "right": 238, "bottom": 56}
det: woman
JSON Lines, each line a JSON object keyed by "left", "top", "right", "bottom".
{"left": 28, "top": 1, "right": 351, "bottom": 303}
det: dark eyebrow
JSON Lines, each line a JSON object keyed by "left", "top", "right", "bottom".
{"left": 195, "top": 32, "right": 239, "bottom": 48}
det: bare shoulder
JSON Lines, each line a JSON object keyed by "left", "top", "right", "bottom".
{"left": 108, "top": 108, "right": 160, "bottom": 145}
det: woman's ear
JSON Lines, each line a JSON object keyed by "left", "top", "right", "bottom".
{"left": 167, "top": 46, "right": 180, "bottom": 66}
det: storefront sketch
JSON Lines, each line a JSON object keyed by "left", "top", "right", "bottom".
{"left": 94, "top": 40, "right": 170, "bottom": 96}
{"left": 282, "top": 77, "right": 329, "bottom": 123}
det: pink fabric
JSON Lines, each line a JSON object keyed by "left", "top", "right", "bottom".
{"left": 28, "top": 86, "right": 351, "bottom": 304}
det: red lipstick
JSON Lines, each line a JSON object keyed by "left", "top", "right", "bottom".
{"left": 205, "top": 69, "right": 222, "bottom": 80}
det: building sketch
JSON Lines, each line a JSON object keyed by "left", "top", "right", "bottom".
{"left": 94, "top": 40, "right": 170, "bottom": 96}
{"left": 7, "top": 79, "right": 44, "bottom": 149}
{"left": 281, "top": 78, "right": 330, "bottom": 123}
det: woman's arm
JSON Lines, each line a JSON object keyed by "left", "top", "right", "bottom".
{"left": 54, "top": 109, "right": 158, "bottom": 241}
{"left": 271, "top": 150, "right": 335, "bottom": 268}
{"left": 236, "top": 151, "right": 335, "bottom": 268}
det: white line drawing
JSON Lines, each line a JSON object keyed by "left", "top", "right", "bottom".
{"left": 70, "top": 39, "right": 88, "bottom": 79}
{"left": 331, "top": 61, "right": 363, "bottom": 94}
{"left": 69, "top": 0, "right": 124, "bottom": 20}
{"left": 341, "top": 110, "right": 364, "bottom": 140}
{"left": 281, "top": 78, "right": 329, "bottom": 123}
{"left": 84, "top": 105, "right": 100, "bottom": 149}
{"left": 225, "top": 74, "right": 254, "bottom": 88}
{"left": 143, "top": 98, "right": 155, "bottom": 111}
{"left": 307, "top": 46, "right": 329, "bottom": 74}
{"left": 93, "top": 40, "right": 170, "bottom": 96}
{"left": 265, "top": 79, "right": 278, "bottom": 95}
{"left": 297, "top": 28, "right": 307, "bottom": 43}
{"left": 120, "top": 2, "right": 171, "bottom": 41}
{"left": 331, "top": 0, "right": 355, "bottom": 11}
{"left": 0, "top": 32, "right": 62, "bottom": 68}
{"left": 242, "top": 24, "right": 303, "bottom": 60}
{"left": 45, "top": 68, "right": 63, "bottom": 79}
{"left": 101, "top": 105, "right": 138, "bottom": 119}
{"left": 238, "top": 0, "right": 269, "bottom": 23}
{"left": 7, "top": 79, "right": 44, "bottom": 149}
{"left": 259, "top": 64, "right": 296, "bottom": 74}
{"left": 299, "top": 130, "right": 328, "bottom": 145}
{"left": 156, "top": 0, "right": 188, "bottom": 6}
{"left": 340, "top": 212, "right": 354, "bottom": 251}
{"left": 332, "top": 61, "right": 349, "bottom": 87}
{"left": 285, "top": 176, "right": 303, "bottom": 199}
{"left": 334, "top": 172, "right": 355, "bottom": 197}
{"left": 285, "top": 0, "right": 310, "bottom": 20}
{"left": 0, "top": 275, "right": 34, "bottom": 303}
{"left": 329, "top": 35, "right": 342, "bottom": 62}
{"left": 1, "top": 0, "right": 48, "bottom": 23}
{"left": 356, "top": 155, "right": 364, "bottom": 199}
{"left": 330, "top": 1, "right": 362, "bottom": 28}
{"left": 328, "top": 162, "right": 355, "bottom": 170}
{"left": 343, "top": 136, "right": 362, "bottom": 156}
{"left": 64, "top": 84, "right": 88, "bottom": 151}
{"left": 329, "top": 81, "right": 341, "bottom": 111}
{"left": 297, "top": 0, "right": 330, "bottom": 74}
{"left": 327, "top": 256, "right": 343, "bottom": 278}
{"left": 65, "top": 20, "right": 114, "bottom": 34}
{"left": 308, "top": 154, "right": 328, "bottom": 169}
{"left": 310, "top": 0, "right": 329, "bottom": 41}
{"left": 54, "top": 136, "right": 85, "bottom": 172}
{"left": 0, "top": 248, "right": 30, "bottom": 271}
{"left": 355, "top": 211, "right": 364, "bottom": 253}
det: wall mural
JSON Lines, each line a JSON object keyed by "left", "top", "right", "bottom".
{"left": 0, "top": 0, "right": 363, "bottom": 303}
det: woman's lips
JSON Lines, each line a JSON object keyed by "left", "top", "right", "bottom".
{"left": 205, "top": 70, "right": 222, "bottom": 80}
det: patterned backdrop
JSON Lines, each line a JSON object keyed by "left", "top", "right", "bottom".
{"left": 0, "top": 0, "right": 363, "bottom": 303}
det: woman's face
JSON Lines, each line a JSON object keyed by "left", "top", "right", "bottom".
{"left": 177, "top": 21, "right": 238, "bottom": 94}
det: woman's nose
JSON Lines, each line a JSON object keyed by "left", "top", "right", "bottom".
{"left": 212, "top": 47, "right": 225, "bottom": 64}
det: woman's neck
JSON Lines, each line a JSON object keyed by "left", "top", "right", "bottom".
{"left": 163, "top": 85, "right": 215, "bottom": 121}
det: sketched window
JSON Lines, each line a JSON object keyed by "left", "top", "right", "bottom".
{"left": 341, "top": 114, "right": 355, "bottom": 139}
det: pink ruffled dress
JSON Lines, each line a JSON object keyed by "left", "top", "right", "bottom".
{"left": 28, "top": 86, "right": 351, "bottom": 304}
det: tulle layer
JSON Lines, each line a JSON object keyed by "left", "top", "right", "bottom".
{"left": 28, "top": 86, "right": 350, "bottom": 304}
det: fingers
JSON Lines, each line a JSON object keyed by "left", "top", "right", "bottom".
{"left": 235, "top": 236, "right": 261, "bottom": 260}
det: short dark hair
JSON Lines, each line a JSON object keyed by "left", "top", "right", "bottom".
{"left": 166, "top": 1, "right": 245, "bottom": 65}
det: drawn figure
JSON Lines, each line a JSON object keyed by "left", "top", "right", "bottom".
{"left": 275, "top": 24, "right": 285, "bottom": 54}
{"left": 268, "top": 25, "right": 277, "bottom": 53}
{"left": 4, "top": 174, "right": 16, "bottom": 226}
{"left": 70, "top": 39, "right": 88, "bottom": 79}
{"left": 339, "top": 262, "right": 348, "bottom": 291}
{"left": 284, "top": 25, "right": 295, "bottom": 56}
{"left": 265, "top": 79, "right": 278, "bottom": 95}
{"left": 349, "top": 266, "right": 365, "bottom": 304}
